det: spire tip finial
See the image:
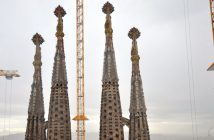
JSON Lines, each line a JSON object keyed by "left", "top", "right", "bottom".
{"left": 128, "top": 27, "right": 141, "bottom": 40}
{"left": 55, "top": 6, "right": 65, "bottom": 38}
{"left": 32, "top": 33, "right": 44, "bottom": 45}
{"left": 54, "top": 5, "right": 66, "bottom": 18}
{"left": 102, "top": 2, "right": 114, "bottom": 14}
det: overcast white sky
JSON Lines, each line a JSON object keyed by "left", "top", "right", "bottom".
{"left": 0, "top": 0, "right": 214, "bottom": 139}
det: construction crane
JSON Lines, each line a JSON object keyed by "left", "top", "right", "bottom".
{"left": 207, "top": 0, "right": 214, "bottom": 71}
{"left": 73, "top": 0, "right": 88, "bottom": 139}
{"left": 0, "top": 70, "right": 20, "bottom": 80}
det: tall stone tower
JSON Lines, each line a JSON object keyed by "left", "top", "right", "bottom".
{"left": 47, "top": 6, "right": 72, "bottom": 140}
{"left": 25, "top": 33, "right": 46, "bottom": 140}
{"left": 128, "top": 27, "right": 150, "bottom": 140}
{"left": 99, "top": 2, "right": 124, "bottom": 140}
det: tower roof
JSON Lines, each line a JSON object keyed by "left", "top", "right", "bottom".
{"left": 25, "top": 33, "right": 46, "bottom": 140}
{"left": 28, "top": 33, "right": 45, "bottom": 115}
{"left": 51, "top": 6, "right": 67, "bottom": 85}
{"left": 47, "top": 6, "right": 71, "bottom": 140}
{"left": 102, "top": 2, "right": 118, "bottom": 83}
{"left": 128, "top": 27, "right": 150, "bottom": 139}
{"left": 100, "top": 3, "right": 124, "bottom": 139}
{"left": 129, "top": 27, "right": 146, "bottom": 113}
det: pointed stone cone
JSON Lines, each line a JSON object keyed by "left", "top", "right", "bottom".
{"left": 99, "top": 2, "right": 124, "bottom": 140}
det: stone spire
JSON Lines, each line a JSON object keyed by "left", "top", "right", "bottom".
{"left": 102, "top": 1, "right": 118, "bottom": 83}
{"left": 47, "top": 6, "right": 72, "bottom": 140}
{"left": 52, "top": 5, "right": 67, "bottom": 84}
{"left": 128, "top": 27, "right": 150, "bottom": 140}
{"left": 25, "top": 33, "right": 46, "bottom": 140}
{"left": 99, "top": 2, "right": 124, "bottom": 140}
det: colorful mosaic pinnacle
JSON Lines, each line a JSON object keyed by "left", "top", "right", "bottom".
{"left": 54, "top": 5, "right": 66, "bottom": 18}
{"left": 32, "top": 33, "right": 44, "bottom": 46}
{"left": 102, "top": 2, "right": 114, "bottom": 14}
{"left": 55, "top": 6, "right": 66, "bottom": 38}
{"left": 103, "top": 2, "right": 114, "bottom": 38}
{"left": 128, "top": 27, "right": 141, "bottom": 40}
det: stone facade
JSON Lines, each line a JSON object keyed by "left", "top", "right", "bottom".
{"left": 25, "top": 33, "right": 46, "bottom": 140}
{"left": 99, "top": 2, "right": 124, "bottom": 140}
{"left": 47, "top": 6, "right": 72, "bottom": 140}
{"left": 128, "top": 27, "right": 150, "bottom": 140}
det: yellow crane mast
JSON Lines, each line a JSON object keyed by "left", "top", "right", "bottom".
{"left": 73, "top": 0, "right": 88, "bottom": 139}
{"left": 207, "top": 0, "right": 214, "bottom": 71}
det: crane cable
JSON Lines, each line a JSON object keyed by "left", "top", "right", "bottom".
{"left": 2, "top": 79, "right": 13, "bottom": 140}
{"left": 3, "top": 80, "right": 7, "bottom": 140}
{"left": 183, "top": 0, "right": 199, "bottom": 139}
{"left": 8, "top": 80, "right": 13, "bottom": 136}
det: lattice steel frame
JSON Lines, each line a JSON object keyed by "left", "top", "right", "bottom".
{"left": 73, "top": 0, "right": 87, "bottom": 140}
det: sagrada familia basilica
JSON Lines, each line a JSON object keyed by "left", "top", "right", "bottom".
{"left": 25, "top": 2, "right": 150, "bottom": 140}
